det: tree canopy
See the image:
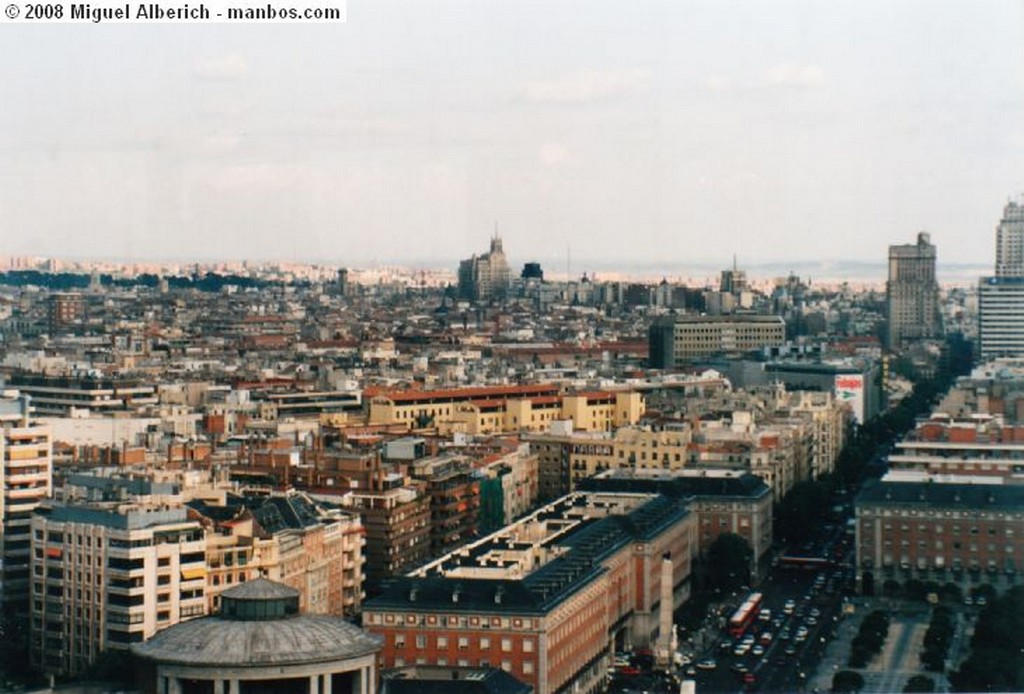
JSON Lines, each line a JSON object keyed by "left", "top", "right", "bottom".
{"left": 706, "top": 532, "right": 753, "bottom": 593}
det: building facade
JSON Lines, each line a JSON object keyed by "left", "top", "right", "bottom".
{"left": 995, "top": 197, "right": 1024, "bottom": 278}
{"left": 980, "top": 197, "right": 1024, "bottom": 358}
{"left": 648, "top": 315, "right": 786, "bottom": 367}
{"left": 458, "top": 236, "right": 511, "bottom": 302}
{"left": 339, "top": 485, "right": 432, "bottom": 588}
{"left": 368, "top": 385, "right": 643, "bottom": 435}
{"left": 29, "top": 504, "right": 207, "bottom": 676}
{"left": 364, "top": 492, "right": 695, "bottom": 694}
{"left": 855, "top": 475, "right": 1024, "bottom": 595}
{"left": 978, "top": 276, "right": 1024, "bottom": 359}
{"left": 886, "top": 232, "right": 940, "bottom": 351}
{"left": 1, "top": 392, "right": 52, "bottom": 616}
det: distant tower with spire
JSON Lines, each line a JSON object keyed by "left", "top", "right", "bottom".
{"left": 457, "top": 224, "right": 511, "bottom": 301}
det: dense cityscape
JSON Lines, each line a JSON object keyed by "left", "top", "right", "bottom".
{"left": 0, "top": 196, "right": 1022, "bottom": 694}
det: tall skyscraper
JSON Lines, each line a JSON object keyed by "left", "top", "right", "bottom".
{"left": 457, "top": 234, "right": 510, "bottom": 301}
{"left": 994, "top": 198, "right": 1024, "bottom": 277}
{"left": 885, "top": 232, "right": 940, "bottom": 350}
{"left": 980, "top": 196, "right": 1024, "bottom": 359}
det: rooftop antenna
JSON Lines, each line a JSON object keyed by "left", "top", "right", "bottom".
{"left": 567, "top": 244, "right": 572, "bottom": 281}
{"left": 733, "top": 253, "right": 737, "bottom": 271}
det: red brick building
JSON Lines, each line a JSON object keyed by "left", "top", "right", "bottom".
{"left": 363, "top": 492, "right": 695, "bottom": 694}
{"left": 855, "top": 476, "right": 1024, "bottom": 595}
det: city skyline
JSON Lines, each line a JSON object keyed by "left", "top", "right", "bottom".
{"left": 2, "top": 1, "right": 1023, "bottom": 267}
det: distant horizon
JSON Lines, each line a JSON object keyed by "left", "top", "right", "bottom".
{"left": 0, "top": 250, "right": 992, "bottom": 286}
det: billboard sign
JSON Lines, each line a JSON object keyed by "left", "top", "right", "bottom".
{"left": 835, "top": 374, "right": 865, "bottom": 423}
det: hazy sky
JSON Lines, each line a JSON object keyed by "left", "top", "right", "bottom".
{"left": 2, "top": 0, "right": 1023, "bottom": 273}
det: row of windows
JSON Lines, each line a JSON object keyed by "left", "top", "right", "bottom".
{"left": 393, "top": 633, "right": 535, "bottom": 652}
{"left": 870, "top": 539, "right": 1017, "bottom": 553}
{"left": 392, "top": 656, "right": 534, "bottom": 676}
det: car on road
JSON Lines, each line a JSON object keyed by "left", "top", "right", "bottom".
{"left": 976, "top": 596, "right": 988, "bottom": 607}
{"left": 806, "top": 616, "right": 818, "bottom": 626}
{"left": 734, "top": 643, "right": 750, "bottom": 656}
{"left": 751, "top": 644, "right": 765, "bottom": 656}
{"left": 809, "top": 607, "right": 821, "bottom": 618}
{"left": 784, "top": 645, "right": 798, "bottom": 656}
{"left": 696, "top": 658, "right": 718, "bottom": 671}
{"left": 783, "top": 599, "right": 796, "bottom": 614}
{"left": 731, "top": 662, "right": 749, "bottom": 674}
{"left": 759, "top": 631, "right": 773, "bottom": 645}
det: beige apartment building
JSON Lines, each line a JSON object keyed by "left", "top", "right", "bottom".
{"left": 189, "top": 493, "right": 366, "bottom": 617}
{"left": 529, "top": 411, "right": 827, "bottom": 503}
{"left": 367, "top": 384, "right": 644, "bottom": 435}
{"left": 29, "top": 503, "right": 207, "bottom": 676}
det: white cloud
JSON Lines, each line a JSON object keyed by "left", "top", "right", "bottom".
{"left": 539, "top": 142, "right": 570, "bottom": 167}
{"left": 194, "top": 53, "right": 249, "bottom": 81}
{"left": 521, "top": 69, "right": 650, "bottom": 104}
{"left": 764, "top": 64, "right": 826, "bottom": 88}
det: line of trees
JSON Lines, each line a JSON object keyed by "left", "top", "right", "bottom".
{"left": 848, "top": 609, "right": 891, "bottom": 668}
{"left": 919, "top": 605, "right": 954, "bottom": 672}
{"left": 950, "top": 586, "right": 1024, "bottom": 692}
{"left": 0, "top": 270, "right": 302, "bottom": 293}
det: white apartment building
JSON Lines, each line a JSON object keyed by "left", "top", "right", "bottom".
{"left": 1, "top": 392, "right": 52, "bottom": 615}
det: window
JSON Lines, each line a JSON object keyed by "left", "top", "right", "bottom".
{"left": 480, "top": 637, "right": 490, "bottom": 650}
{"left": 523, "top": 661, "right": 535, "bottom": 675}
{"left": 458, "top": 637, "right": 469, "bottom": 650}
{"left": 437, "top": 636, "right": 448, "bottom": 649}
{"left": 394, "top": 634, "right": 405, "bottom": 648}
{"left": 501, "top": 638, "right": 512, "bottom": 652}
{"left": 416, "top": 635, "right": 426, "bottom": 649}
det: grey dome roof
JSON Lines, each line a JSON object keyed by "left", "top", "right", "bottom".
{"left": 132, "top": 614, "right": 382, "bottom": 667}
{"left": 221, "top": 577, "right": 300, "bottom": 601}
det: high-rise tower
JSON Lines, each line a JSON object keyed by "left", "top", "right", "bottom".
{"left": 886, "top": 232, "right": 940, "bottom": 350}
{"left": 980, "top": 196, "right": 1024, "bottom": 359}
{"left": 457, "top": 233, "right": 510, "bottom": 302}
{"left": 994, "top": 198, "right": 1024, "bottom": 277}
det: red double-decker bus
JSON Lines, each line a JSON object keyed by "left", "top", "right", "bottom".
{"left": 727, "top": 592, "right": 764, "bottom": 637}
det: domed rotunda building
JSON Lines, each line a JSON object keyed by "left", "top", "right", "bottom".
{"left": 132, "top": 578, "right": 381, "bottom": 694}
